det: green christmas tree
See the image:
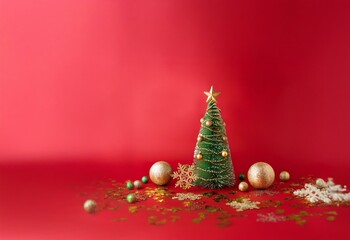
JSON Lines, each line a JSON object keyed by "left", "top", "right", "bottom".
{"left": 193, "top": 86, "right": 235, "bottom": 189}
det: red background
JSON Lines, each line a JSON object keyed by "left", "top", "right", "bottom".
{"left": 1, "top": 0, "right": 350, "bottom": 239}
{"left": 1, "top": 0, "right": 350, "bottom": 171}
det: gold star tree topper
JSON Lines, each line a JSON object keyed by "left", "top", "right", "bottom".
{"left": 204, "top": 86, "right": 221, "bottom": 102}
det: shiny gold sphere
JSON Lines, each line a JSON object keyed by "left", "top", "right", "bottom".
{"left": 200, "top": 118, "right": 205, "bottom": 123}
{"left": 149, "top": 161, "right": 173, "bottom": 186}
{"left": 83, "top": 199, "right": 97, "bottom": 213}
{"left": 222, "top": 136, "right": 228, "bottom": 141}
{"left": 133, "top": 180, "right": 142, "bottom": 189}
{"left": 196, "top": 153, "right": 203, "bottom": 160}
{"left": 279, "top": 171, "right": 290, "bottom": 182}
{"left": 247, "top": 162, "right": 275, "bottom": 189}
{"left": 238, "top": 181, "right": 249, "bottom": 192}
{"left": 197, "top": 136, "right": 203, "bottom": 142}
{"left": 316, "top": 178, "right": 327, "bottom": 188}
{"left": 221, "top": 150, "right": 228, "bottom": 157}
{"left": 205, "top": 120, "right": 213, "bottom": 127}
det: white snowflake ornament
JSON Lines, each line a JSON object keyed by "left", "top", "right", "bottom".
{"left": 293, "top": 178, "right": 350, "bottom": 204}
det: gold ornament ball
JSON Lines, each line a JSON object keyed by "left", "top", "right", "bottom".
{"left": 222, "top": 150, "right": 228, "bottom": 157}
{"left": 238, "top": 181, "right": 249, "bottom": 192}
{"left": 200, "top": 118, "right": 205, "bottom": 123}
{"left": 205, "top": 120, "right": 213, "bottom": 127}
{"left": 316, "top": 178, "right": 327, "bottom": 188}
{"left": 222, "top": 136, "right": 227, "bottom": 141}
{"left": 197, "top": 136, "right": 203, "bottom": 142}
{"left": 133, "top": 180, "right": 142, "bottom": 189}
{"left": 279, "top": 171, "right": 290, "bottom": 182}
{"left": 149, "top": 161, "right": 173, "bottom": 186}
{"left": 247, "top": 162, "right": 275, "bottom": 189}
{"left": 83, "top": 199, "right": 97, "bottom": 214}
{"left": 196, "top": 153, "right": 203, "bottom": 160}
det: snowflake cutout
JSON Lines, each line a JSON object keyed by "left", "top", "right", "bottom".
{"left": 293, "top": 178, "right": 350, "bottom": 204}
{"left": 226, "top": 198, "right": 260, "bottom": 212}
{"left": 172, "top": 193, "right": 203, "bottom": 201}
{"left": 171, "top": 163, "right": 198, "bottom": 190}
{"left": 256, "top": 212, "right": 286, "bottom": 222}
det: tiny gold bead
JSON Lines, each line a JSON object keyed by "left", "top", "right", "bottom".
{"left": 205, "top": 120, "right": 213, "bottom": 127}
{"left": 279, "top": 171, "right": 290, "bottom": 182}
{"left": 196, "top": 154, "right": 203, "bottom": 160}
{"left": 238, "top": 182, "right": 249, "bottom": 192}
{"left": 222, "top": 150, "right": 228, "bottom": 157}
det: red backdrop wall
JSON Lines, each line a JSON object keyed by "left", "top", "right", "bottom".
{"left": 1, "top": 0, "right": 350, "bottom": 175}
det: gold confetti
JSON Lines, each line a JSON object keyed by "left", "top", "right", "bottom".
{"left": 112, "top": 217, "right": 128, "bottom": 222}
{"left": 145, "top": 187, "right": 173, "bottom": 202}
{"left": 171, "top": 216, "right": 180, "bottom": 222}
{"left": 192, "top": 212, "right": 207, "bottom": 223}
{"left": 128, "top": 206, "right": 140, "bottom": 213}
{"left": 148, "top": 216, "right": 167, "bottom": 225}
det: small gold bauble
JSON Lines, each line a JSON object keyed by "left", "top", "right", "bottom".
{"left": 83, "top": 199, "right": 97, "bottom": 213}
{"left": 149, "top": 161, "right": 173, "bottom": 186}
{"left": 238, "top": 181, "right": 249, "bottom": 192}
{"left": 200, "top": 118, "right": 205, "bottom": 123}
{"left": 327, "top": 178, "right": 335, "bottom": 186}
{"left": 196, "top": 154, "right": 203, "bottom": 160}
{"left": 221, "top": 150, "right": 228, "bottom": 157}
{"left": 133, "top": 180, "right": 142, "bottom": 189}
{"left": 197, "top": 136, "right": 203, "bottom": 142}
{"left": 222, "top": 136, "right": 227, "bottom": 141}
{"left": 205, "top": 120, "right": 213, "bottom": 127}
{"left": 316, "top": 178, "right": 327, "bottom": 188}
{"left": 247, "top": 162, "right": 275, "bottom": 189}
{"left": 279, "top": 171, "right": 290, "bottom": 182}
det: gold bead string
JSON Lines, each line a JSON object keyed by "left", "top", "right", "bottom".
{"left": 200, "top": 158, "right": 228, "bottom": 164}
{"left": 196, "top": 140, "right": 222, "bottom": 146}
{"left": 206, "top": 107, "right": 221, "bottom": 114}
{"left": 206, "top": 103, "right": 221, "bottom": 112}
{"left": 202, "top": 133, "right": 224, "bottom": 137}
{"left": 204, "top": 113, "right": 221, "bottom": 121}
{"left": 206, "top": 103, "right": 222, "bottom": 112}
{"left": 205, "top": 111, "right": 222, "bottom": 117}
{"left": 200, "top": 125, "right": 223, "bottom": 133}
{"left": 200, "top": 136, "right": 227, "bottom": 142}
{"left": 196, "top": 147, "right": 223, "bottom": 155}
{"left": 205, "top": 112, "right": 221, "bottom": 119}
{"left": 201, "top": 119, "right": 224, "bottom": 127}
{"left": 201, "top": 120, "right": 225, "bottom": 129}
{"left": 196, "top": 167, "right": 227, "bottom": 174}
{"left": 199, "top": 158, "right": 231, "bottom": 167}
{"left": 196, "top": 176, "right": 228, "bottom": 182}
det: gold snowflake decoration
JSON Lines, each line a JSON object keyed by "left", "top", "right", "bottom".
{"left": 226, "top": 198, "right": 260, "bottom": 212}
{"left": 172, "top": 193, "right": 203, "bottom": 201}
{"left": 171, "top": 163, "right": 198, "bottom": 190}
